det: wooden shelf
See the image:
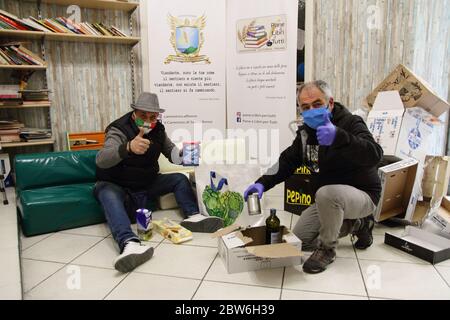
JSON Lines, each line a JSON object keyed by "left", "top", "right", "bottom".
{"left": 38, "top": 0, "right": 139, "bottom": 11}
{"left": 0, "top": 65, "right": 47, "bottom": 70}
{"left": 0, "top": 103, "right": 51, "bottom": 109}
{"left": 0, "top": 30, "right": 140, "bottom": 45}
{"left": 0, "top": 138, "right": 54, "bottom": 148}
{"left": 0, "top": 29, "right": 44, "bottom": 39}
{"left": 44, "top": 33, "right": 140, "bottom": 45}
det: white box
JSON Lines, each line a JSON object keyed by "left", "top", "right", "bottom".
{"left": 395, "top": 107, "right": 443, "bottom": 165}
{"left": 215, "top": 225, "right": 302, "bottom": 274}
{"left": 366, "top": 91, "right": 404, "bottom": 155}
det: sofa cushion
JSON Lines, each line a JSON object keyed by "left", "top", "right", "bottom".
{"left": 15, "top": 150, "right": 98, "bottom": 192}
{"left": 18, "top": 183, "right": 105, "bottom": 236}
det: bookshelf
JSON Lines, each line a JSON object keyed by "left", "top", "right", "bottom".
{"left": 0, "top": 102, "right": 51, "bottom": 109}
{"left": 38, "top": 0, "right": 139, "bottom": 12}
{"left": 0, "top": 65, "right": 47, "bottom": 70}
{"left": 1, "top": 0, "right": 139, "bottom": 151}
{"left": 0, "top": 138, "right": 55, "bottom": 148}
{"left": 0, "top": 30, "right": 140, "bottom": 45}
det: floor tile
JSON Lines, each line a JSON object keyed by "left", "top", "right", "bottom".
{"left": 204, "top": 256, "right": 284, "bottom": 288}
{"left": 436, "top": 258, "right": 450, "bottom": 267}
{"left": 20, "top": 232, "right": 54, "bottom": 251}
{"left": 25, "top": 265, "right": 126, "bottom": 300}
{"left": 106, "top": 273, "right": 200, "bottom": 300}
{"left": 372, "top": 222, "right": 405, "bottom": 236}
{"left": 107, "top": 225, "right": 165, "bottom": 243}
{"left": 163, "top": 231, "right": 218, "bottom": 248}
{"left": 152, "top": 209, "right": 185, "bottom": 222}
{"left": 336, "top": 236, "right": 356, "bottom": 259}
{"left": 0, "top": 221, "right": 19, "bottom": 250}
{"left": 0, "top": 247, "right": 22, "bottom": 300}
{"left": 284, "top": 258, "right": 366, "bottom": 296}
{"left": 193, "top": 281, "right": 281, "bottom": 300}
{"left": 21, "top": 259, "right": 65, "bottom": 293}
{"left": 281, "top": 289, "right": 368, "bottom": 300}
{"left": 60, "top": 223, "right": 111, "bottom": 237}
{"left": 22, "top": 233, "right": 103, "bottom": 263}
{"left": 357, "top": 235, "right": 428, "bottom": 264}
{"left": 435, "top": 266, "right": 450, "bottom": 287}
{"left": 72, "top": 237, "right": 121, "bottom": 270}
{"left": 134, "top": 243, "right": 217, "bottom": 279}
{"left": 359, "top": 260, "right": 450, "bottom": 300}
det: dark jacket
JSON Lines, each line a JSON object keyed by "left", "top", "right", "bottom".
{"left": 96, "top": 112, "right": 167, "bottom": 190}
{"left": 256, "top": 102, "right": 383, "bottom": 205}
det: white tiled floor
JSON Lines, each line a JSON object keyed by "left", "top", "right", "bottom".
{"left": 16, "top": 195, "right": 450, "bottom": 300}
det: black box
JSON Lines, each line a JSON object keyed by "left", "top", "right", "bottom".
{"left": 384, "top": 226, "right": 450, "bottom": 264}
{"left": 284, "top": 166, "right": 315, "bottom": 216}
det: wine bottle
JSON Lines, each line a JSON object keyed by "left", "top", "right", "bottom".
{"left": 266, "top": 208, "right": 281, "bottom": 244}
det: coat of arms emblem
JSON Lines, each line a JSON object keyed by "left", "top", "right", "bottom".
{"left": 165, "top": 14, "right": 211, "bottom": 64}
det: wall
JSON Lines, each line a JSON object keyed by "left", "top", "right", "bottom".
{"left": 310, "top": 0, "right": 450, "bottom": 153}
{"left": 0, "top": 0, "right": 139, "bottom": 151}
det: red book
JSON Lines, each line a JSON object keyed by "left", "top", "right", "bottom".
{"left": 0, "top": 15, "right": 28, "bottom": 30}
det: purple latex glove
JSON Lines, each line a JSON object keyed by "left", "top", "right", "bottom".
{"left": 317, "top": 113, "right": 336, "bottom": 146}
{"left": 244, "top": 183, "right": 265, "bottom": 201}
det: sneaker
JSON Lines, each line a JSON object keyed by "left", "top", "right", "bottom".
{"left": 302, "top": 246, "right": 336, "bottom": 274}
{"left": 180, "top": 214, "right": 224, "bottom": 233}
{"left": 352, "top": 215, "right": 375, "bottom": 250}
{"left": 113, "top": 241, "right": 154, "bottom": 273}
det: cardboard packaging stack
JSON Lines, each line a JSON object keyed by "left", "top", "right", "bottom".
{"left": 365, "top": 64, "right": 450, "bottom": 264}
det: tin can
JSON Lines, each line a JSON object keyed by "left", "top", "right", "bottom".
{"left": 136, "top": 208, "right": 152, "bottom": 241}
{"left": 247, "top": 194, "right": 262, "bottom": 216}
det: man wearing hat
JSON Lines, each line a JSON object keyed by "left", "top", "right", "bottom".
{"left": 95, "top": 92, "right": 223, "bottom": 273}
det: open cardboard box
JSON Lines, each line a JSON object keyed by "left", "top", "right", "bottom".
{"left": 385, "top": 226, "right": 450, "bottom": 264}
{"left": 213, "top": 224, "right": 302, "bottom": 274}
{"left": 375, "top": 158, "right": 418, "bottom": 222}
{"left": 366, "top": 64, "right": 450, "bottom": 118}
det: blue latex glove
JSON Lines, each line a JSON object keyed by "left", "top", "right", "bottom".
{"left": 244, "top": 183, "right": 265, "bottom": 201}
{"left": 317, "top": 113, "right": 336, "bottom": 146}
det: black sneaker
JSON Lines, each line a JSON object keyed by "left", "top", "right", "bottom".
{"left": 352, "top": 215, "right": 375, "bottom": 250}
{"left": 180, "top": 214, "right": 224, "bottom": 233}
{"left": 302, "top": 246, "right": 336, "bottom": 274}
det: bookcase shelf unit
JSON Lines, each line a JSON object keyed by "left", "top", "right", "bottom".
{"left": 0, "top": 0, "right": 140, "bottom": 150}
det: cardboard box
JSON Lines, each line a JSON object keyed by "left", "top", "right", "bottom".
{"left": 385, "top": 226, "right": 450, "bottom": 264}
{"left": 366, "top": 91, "right": 404, "bottom": 155}
{"left": 366, "top": 64, "right": 450, "bottom": 117}
{"left": 284, "top": 166, "right": 315, "bottom": 215}
{"left": 214, "top": 225, "right": 302, "bottom": 274}
{"left": 375, "top": 158, "right": 419, "bottom": 222}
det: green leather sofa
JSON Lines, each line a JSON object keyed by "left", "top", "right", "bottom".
{"left": 16, "top": 150, "right": 106, "bottom": 237}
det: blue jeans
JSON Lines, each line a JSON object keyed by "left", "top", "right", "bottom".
{"left": 94, "top": 173, "right": 199, "bottom": 252}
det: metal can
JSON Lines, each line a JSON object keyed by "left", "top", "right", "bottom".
{"left": 136, "top": 208, "right": 153, "bottom": 241}
{"left": 247, "top": 194, "right": 262, "bottom": 216}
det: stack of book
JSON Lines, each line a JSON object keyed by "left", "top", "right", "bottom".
{"left": 0, "top": 9, "right": 128, "bottom": 37}
{"left": 0, "top": 85, "right": 22, "bottom": 106}
{"left": 20, "top": 128, "right": 52, "bottom": 141}
{"left": 0, "top": 119, "right": 24, "bottom": 143}
{"left": 19, "top": 89, "right": 50, "bottom": 102}
{"left": 0, "top": 43, "right": 46, "bottom": 66}
{"left": 244, "top": 25, "right": 268, "bottom": 48}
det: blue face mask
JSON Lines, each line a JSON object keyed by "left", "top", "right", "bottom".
{"left": 302, "top": 106, "right": 331, "bottom": 129}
